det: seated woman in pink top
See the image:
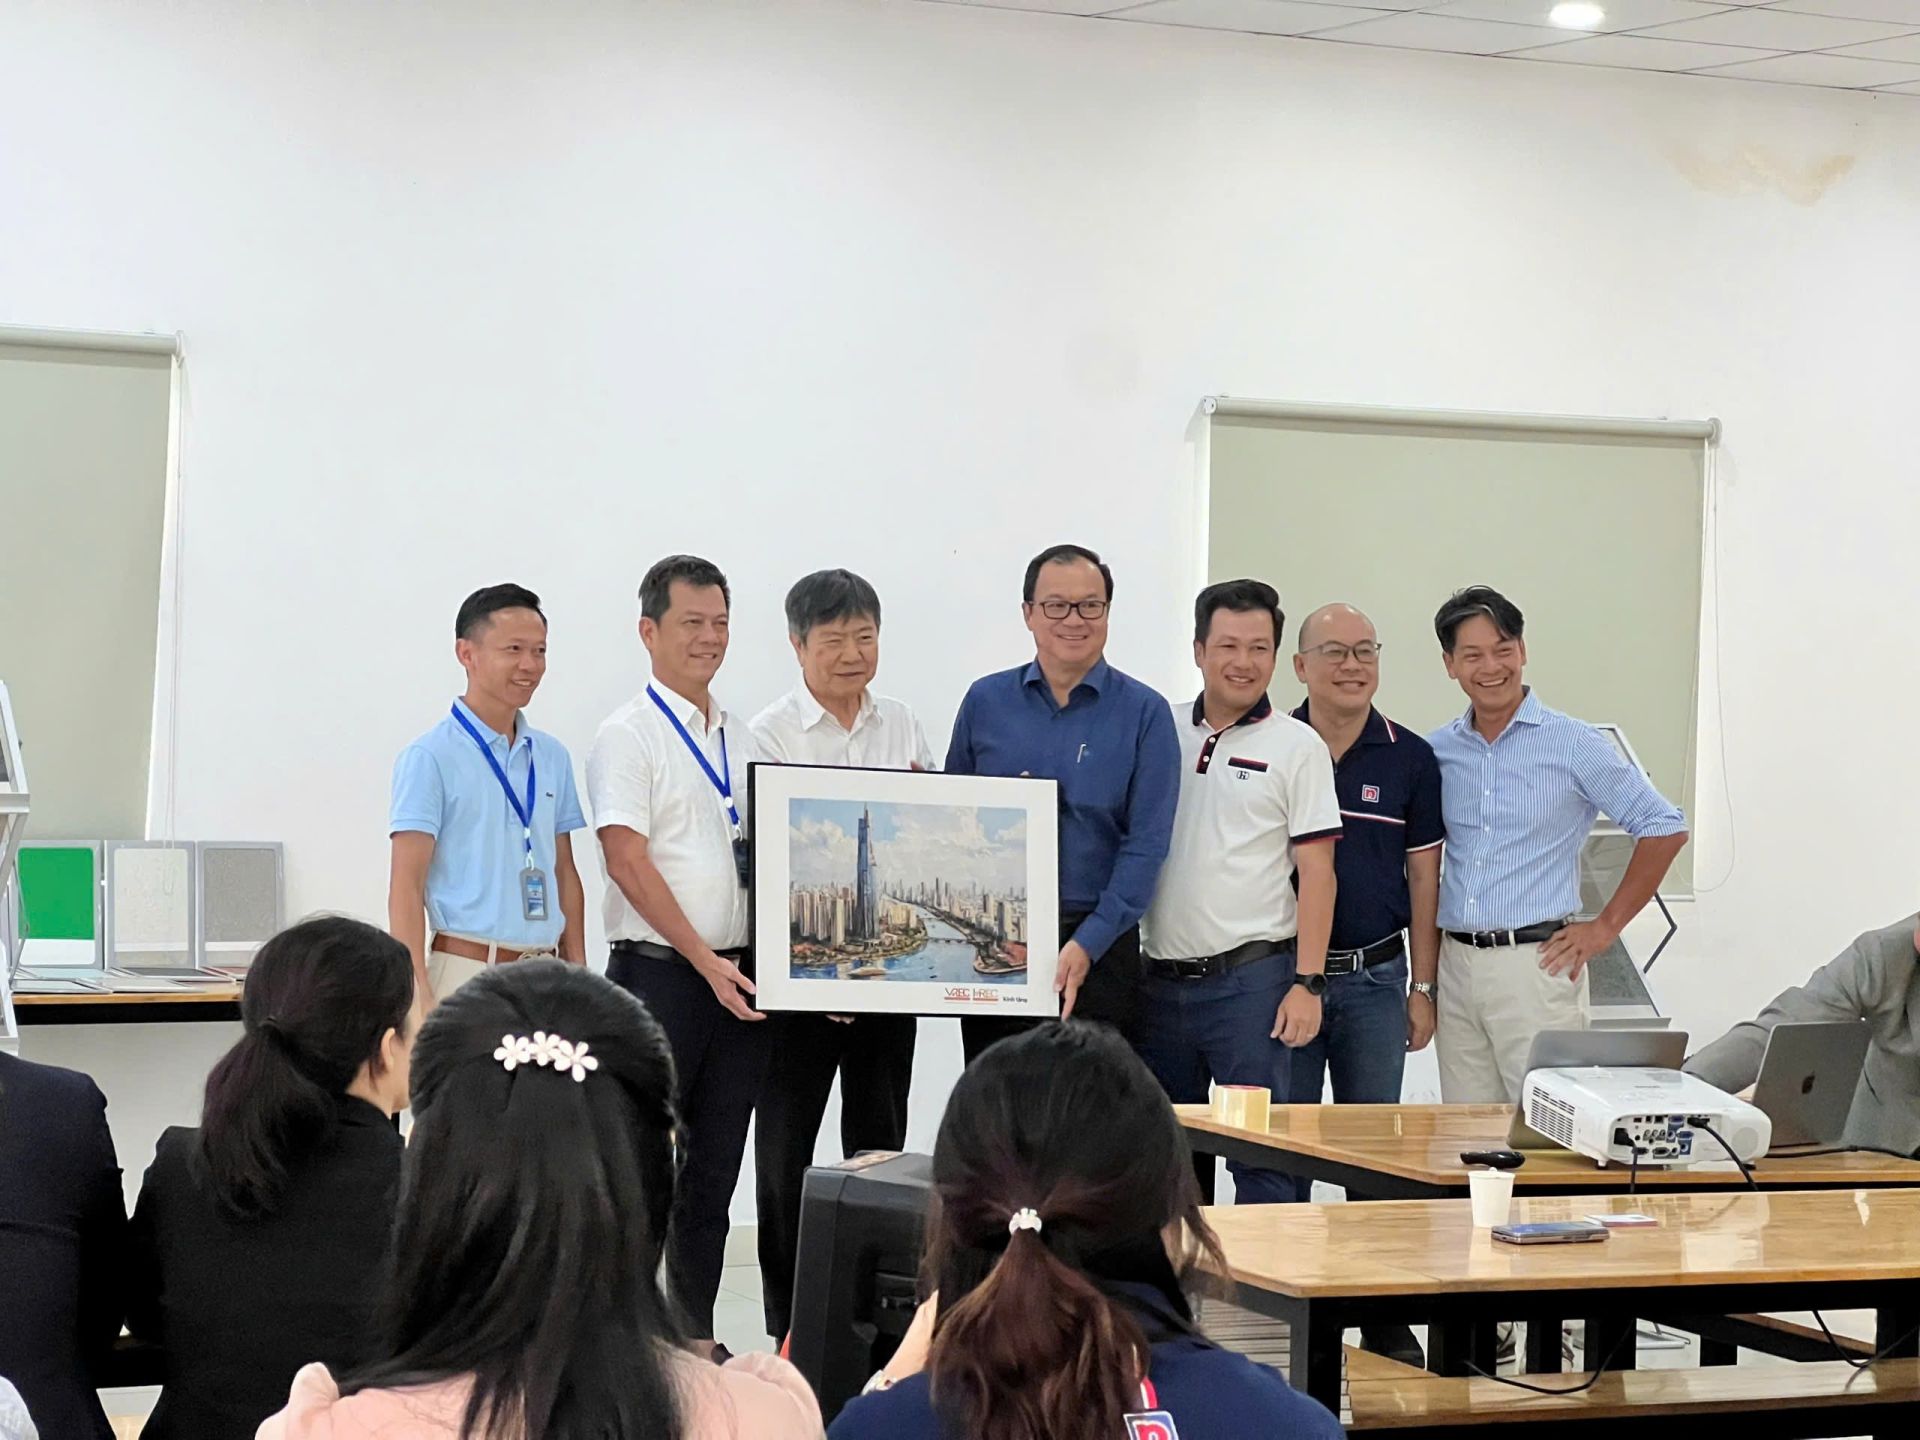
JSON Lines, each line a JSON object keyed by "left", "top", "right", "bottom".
{"left": 258, "top": 960, "right": 821, "bottom": 1440}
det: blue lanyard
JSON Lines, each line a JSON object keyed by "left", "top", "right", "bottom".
{"left": 449, "top": 703, "right": 537, "bottom": 862}
{"left": 647, "top": 685, "right": 741, "bottom": 832}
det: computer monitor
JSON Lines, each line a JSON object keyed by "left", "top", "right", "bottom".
{"left": 786, "top": 1151, "right": 932, "bottom": 1422}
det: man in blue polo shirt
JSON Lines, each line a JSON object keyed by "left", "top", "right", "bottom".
{"left": 1428, "top": 586, "right": 1688, "bottom": 1102}
{"left": 945, "top": 543, "right": 1180, "bottom": 1061}
{"left": 1287, "top": 603, "right": 1444, "bottom": 1136}
{"left": 389, "top": 583, "right": 588, "bottom": 1007}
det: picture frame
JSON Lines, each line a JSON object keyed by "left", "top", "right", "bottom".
{"left": 749, "top": 763, "right": 1059, "bottom": 1018}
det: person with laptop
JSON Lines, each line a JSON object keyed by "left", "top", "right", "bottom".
{"left": 389, "top": 583, "right": 588, "bottom": 1008}
{"left": 1427, "top": 587, "right": 1689, "bottom": 1103}
{"left": 1686, "top": 915, "right": 1920, "bottom": 1157}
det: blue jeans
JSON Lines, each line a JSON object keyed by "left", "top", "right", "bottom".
{"left": 1285, "top": 953, "right": 1409, "bottom": 1201}
{"left": 1135, "top": 947, "right": 1296, "bottom": 1205}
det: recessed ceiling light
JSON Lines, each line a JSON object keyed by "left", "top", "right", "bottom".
{"left": 1549, "top": 1, "right": 1606, "bottom": 26}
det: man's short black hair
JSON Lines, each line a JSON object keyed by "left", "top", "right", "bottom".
{"left": 1194, "top": 579, "right": 1283, "bottom": 646}
{"left": 1435, "top": 586, "right": 1525, "bottom": 653}
{"left": 640, "top": 555, "right": 730, "bottom": 623}
{"left": 785, "top": 569, "right": 881, "bottom": 642}
{"left": 1022, "top": 544, "right": 1114, "bottom": 604}
{"left": 455, "top": 583, "right": 545, "bottom": 641}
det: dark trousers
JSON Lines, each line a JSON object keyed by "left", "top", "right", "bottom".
{"left": 1134, "top": 945, "right": 1298, "bottom": 1205}
{"left": 1285, "top": 953, "right": 1410, "bottom": 1201}
{"left": 959, "top": 919, "right": 1143, "bottom": 1064}
{"left": 754, "top": 1011, "right": 917, "bottom": 1339}
{"left": 606, "top": 946, "right": 771, "bottom": 1338}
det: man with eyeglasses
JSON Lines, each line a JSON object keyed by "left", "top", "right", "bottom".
{"left": 1428, "top": 586, "right": 1688, "bottom": 1103}
{"left": 1284, "top": 603, "right": 1442, "bottom": 1369}
{"left": 1287, "top": 604, "right": 1444, "bottom": 1132}
{"left": 945, "top": 542, "right": 1179, "bottom": 1062}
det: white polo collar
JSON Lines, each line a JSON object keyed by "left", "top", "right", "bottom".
{"left": 793, "top": 682, "right": 876, "bottom": 735}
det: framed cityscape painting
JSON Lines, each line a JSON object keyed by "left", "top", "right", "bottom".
{"left": 749, "top": 763, "right": 1059, "bottom": 1018}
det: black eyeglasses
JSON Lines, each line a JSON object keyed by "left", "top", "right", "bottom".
{"left": 1302, "top": 641, "right": 1382, "bottom": 664}
{"left": 1031, "top": 599, "right": 1109, "bottom": 621}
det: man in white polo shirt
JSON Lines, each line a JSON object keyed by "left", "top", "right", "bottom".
{"left": 747, "top": 567, "right": 935, "bottom": 1344}
{"left": 1138, "top": 579, "right": 1341, "bottom": 1204}
{"left": 587, "top": 553, "right": 765, "bottom": 1358}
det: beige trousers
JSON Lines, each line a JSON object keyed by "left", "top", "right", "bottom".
{"left": 427, "top": 945, "right": 557, "bottom": 1001}
{"left": 1435, "top": 934, "right": 1589, "bottom": 1103}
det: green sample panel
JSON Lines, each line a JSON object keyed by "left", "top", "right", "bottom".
{"left": 19, "top": 845, "right": 97, "bottom": 939}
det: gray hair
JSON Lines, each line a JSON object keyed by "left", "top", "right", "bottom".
{"left": 784, "top": 568, "right": 881, "bottom": 641}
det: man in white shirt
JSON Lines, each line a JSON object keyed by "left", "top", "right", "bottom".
{"left": 747, "top": 568, "right": 935, "bottom": 1343}
{"left": 587, "top": 553, "right": 765, "bottom": 1356}
{"left": 1138, "top": 579, "right": 1341, "bottom": 1205}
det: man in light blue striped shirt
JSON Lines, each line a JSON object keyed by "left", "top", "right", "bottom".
{"left": 1426, "top": 587, "right": 1688, "bottom": 1102}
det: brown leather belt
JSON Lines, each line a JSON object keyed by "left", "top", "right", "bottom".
{"left": 431, "top": 934, "right": 548, "bottom": 965}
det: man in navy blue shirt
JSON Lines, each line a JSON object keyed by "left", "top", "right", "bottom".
{"left": 1286, "top": 603, "right": 1444, "bottom": 1129}
{"left": 945, "top": 543, "right": 1180, "bottom": 1061}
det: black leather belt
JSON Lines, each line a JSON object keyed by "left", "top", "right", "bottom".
{"left": 1445, "top": 920, "right": 1567, "bottom": 949}
{"left": 612, "top": 940, "right": 749, "bottom": 964}
{"left": 1324, "top": 932, "right": 1406, "bottom": 977}
{"left": 1145, "top": 937, "right": 1293, "bottom": 982}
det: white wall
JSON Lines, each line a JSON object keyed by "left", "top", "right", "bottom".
{"left": 6, "top": 0, "right": 1920, "bottom": 1218}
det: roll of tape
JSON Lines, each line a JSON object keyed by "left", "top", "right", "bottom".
{"left": 1211, "top": 1084, "right": 1271, "bottom": 1131}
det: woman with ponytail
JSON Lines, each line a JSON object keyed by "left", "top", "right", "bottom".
{"left": 258, "top": 959, "right": 820, "bottom": 1439}
{"left": 127, "top": 916, "right": 417, "bottom": 1440}
{"left": 830, "top": 1023, "right": 1342, "bottom": 1440}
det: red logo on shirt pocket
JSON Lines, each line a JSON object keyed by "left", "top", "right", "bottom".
{"left": 1361, "top": 785, "right": 1381, "bottom": 803}
{"left": 1225, "top": 757, "right": 1267, "bottom": 772}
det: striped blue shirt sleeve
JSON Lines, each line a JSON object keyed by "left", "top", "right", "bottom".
{"left": 1568, "top": 725, "right": 1687, "bottom": 839}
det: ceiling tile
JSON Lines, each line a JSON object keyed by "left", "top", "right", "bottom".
{"left": 1109, "top": 0, "right": 1395, "bottom": 33}
{"left": 1630, "top": 8, "right": 1916, "bottom": 42}
{"left": 1508, "top": 32, "right": 1785, "bottom": 63}
{"left": 924, "top": 1, "right": 1126, "bottom": 14}
{"left": 1697, "top": 48, "right": 1920, "bottom": 79}
{"left": 1425, "top": 0, "right": 1736, "bottom": 31}
{"left": 1765, "top": 0, "right": 1920, "bottom": 21}
{"left": 1309, "top": 12, "right": 1575, "bottom": 47}
{"left": 1826, "top": 32, "right": 1920, "bottom": 56}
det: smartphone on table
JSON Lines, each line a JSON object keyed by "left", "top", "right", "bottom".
{"left": 1491, "top": 1221, "right": 1610, "bottom": 1246}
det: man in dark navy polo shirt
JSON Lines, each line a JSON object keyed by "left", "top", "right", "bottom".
{"left": 1287, "top": 603, "right": 1443, "bottom": 1130}
{"left": 945, "top": 543, "right": 1180, "bottom": 1062}
{"left": 1288, "top": 602, "right": 1442, "bottom": 1366}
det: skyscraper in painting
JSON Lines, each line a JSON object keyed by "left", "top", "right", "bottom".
{"left": 853, "top": 805, "right": 878, "bottom": 941}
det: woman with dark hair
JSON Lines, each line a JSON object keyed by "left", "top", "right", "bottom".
{"left": 830, "top": 1023, "right": 1341, "bottom": 1440}
{"left": 127, "top": 915, "right": 417, "bottom": 1440}
{"left": 259, "top": 959, "right": 820, "bottom": 1440}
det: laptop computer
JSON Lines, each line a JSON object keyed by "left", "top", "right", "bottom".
{"left": 1751, "top": 1020, "right": 1873, "bottom": 1150}
{"left": 1507, "top": 1028, "right": 1690, "bottom": 1149}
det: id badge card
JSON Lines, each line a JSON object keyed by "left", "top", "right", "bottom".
{"left": 521, "top": 866, "right": 549, "bottom": 922}
{"left": 731, "top": 836, "right": 751, "bottom": 889}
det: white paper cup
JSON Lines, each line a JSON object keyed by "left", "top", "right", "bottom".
{"left": 1469, "top": 1167, "right": 1515, "bottom": 1228}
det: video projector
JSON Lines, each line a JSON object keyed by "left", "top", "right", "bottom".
{"left": 1522, "top": 1067, "right": 1771, "bottom": 1167}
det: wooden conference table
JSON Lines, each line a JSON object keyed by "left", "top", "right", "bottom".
{"left": 1179, "top": 1103, "right": 1920, "bottom": 1198}
{"left": 11, "top": 985, "right": 243, "bottom": 1025}
{"left": 1204, "top": 1189, "right": 1920, "bottom": 1412}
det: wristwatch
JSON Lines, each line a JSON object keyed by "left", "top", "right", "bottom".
{"left": 1293, "top": 972, "right": 1327, "bottom": 998}
{"left": 1410, "top": 981, "right": 1437, "bottom": 999}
